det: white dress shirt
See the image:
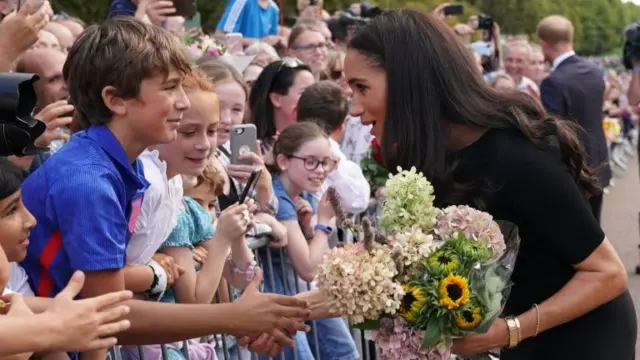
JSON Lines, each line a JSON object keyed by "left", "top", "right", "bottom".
{"left": 552, "top": 51, "right": 576, "bottom": 71}
{"left": 3, "top": 263, "right": 34, "bottom": 296}
{"left": 313, "top": 138, "right": 370, "bottom": 214}
{"left": 126, "top": 150, "right": 184, "bottom": 266}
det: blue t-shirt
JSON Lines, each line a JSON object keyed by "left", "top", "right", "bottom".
{"left": 216, "top": 0, "right": 279, "bottom": 38}
{"left": 272, "top": 175, "right": 317, "bottom": 221}
{"left": 109, "top": 0, "right": 136, "bottom": 18}
{"left": 21, "top": 125, "right": 149, "bottom": 298}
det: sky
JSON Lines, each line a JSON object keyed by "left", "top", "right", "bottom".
{"left": 623, "top": 0, "right": 640, "bottom": 4}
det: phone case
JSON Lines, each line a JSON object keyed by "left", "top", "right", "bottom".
{"left": 230, "top": 124, "right": 258, "bottom": 166}
{"left": 173, "top": 0, "right": 197, "bottom": 18}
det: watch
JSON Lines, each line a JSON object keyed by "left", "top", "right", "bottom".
{"left": 314, "top": 223, "right": 333, "bottom": 234}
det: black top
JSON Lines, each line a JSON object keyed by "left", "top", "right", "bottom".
{"left": 452, "top": 129, "right": 636, "bottom": 360}
{"left": 540, "top": 55, "right": 611, "bottom": 187}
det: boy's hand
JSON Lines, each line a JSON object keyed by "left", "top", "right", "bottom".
{"left": 228, "top": 268, "right": 310, "bottom": 346}
{"left": 44, "top": 271, "right": 133, "bottom": 352}
{"left": 33, "top": 100, "right": 73, "bottom": 148}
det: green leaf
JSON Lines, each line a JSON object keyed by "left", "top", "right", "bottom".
{"left": 352, "top": 318, "right": 382, "bottom": 330}
{"left": 422, "top": 318, "right": 441, "bottom": 348}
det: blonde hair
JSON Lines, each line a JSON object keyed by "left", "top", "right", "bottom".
{"left": 196, "top": 163, "right": 224, "bottom": 196}
{"left": 288, "top": 20, "right": 325, "bottom": 47}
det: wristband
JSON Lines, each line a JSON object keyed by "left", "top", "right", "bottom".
{"left": 145, "top": 259, "right": 168, "bottom": 299}
{"left": 228, "top": 258, "right": 257, "bottom": 280}
{"left": 314, "top": 223, "right": 333, "bottom": 234}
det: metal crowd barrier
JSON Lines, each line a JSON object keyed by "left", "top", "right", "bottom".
{"left": 108, "top": 200, "right": 384, "bottom": 360}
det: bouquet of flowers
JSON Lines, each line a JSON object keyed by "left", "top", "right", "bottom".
{"left": 184, "top": 34, "right": 226, "bottom": 60}
{"left": 305, "top": 168, "right": 520, "bottom": 360}
{"left": 360, "top": 137, "right": 389, "bottom": 191}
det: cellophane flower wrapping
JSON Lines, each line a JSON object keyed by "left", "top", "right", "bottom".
{"left": 369, "top": 317, "right": 451, "bottom": 360}
{"left": 315, "top": 241, "right": 405, "bottom": 324}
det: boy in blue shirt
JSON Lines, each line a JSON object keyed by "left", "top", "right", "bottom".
{"left": 20, "top": 16, "right": 309, "bottom": 359}
{"left": 216, "top": 0, "right": 281, "bottom": 45}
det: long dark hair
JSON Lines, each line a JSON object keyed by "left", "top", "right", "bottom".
{"left": 248, "top": 59, "right": 312, "bottom": 142}
{"left": 348, "top": 9, "right": 600, "bottom": 207}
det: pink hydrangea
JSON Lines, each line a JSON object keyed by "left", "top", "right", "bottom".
{"left": 315, "top": 243, "right": 404, "bottom": 324}
{"left": 435, "top": 205, "right": 506, "bottom": 259}
{"left": 370, "top": 317, "right": 451, "bottom": 360}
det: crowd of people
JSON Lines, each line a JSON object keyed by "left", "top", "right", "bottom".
{"left": 0, "top": 0, "right": 637, "bottom": 360}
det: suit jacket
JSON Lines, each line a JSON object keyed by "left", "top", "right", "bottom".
{"left": 540, "top": 55, "right": 611, "bottom": 187}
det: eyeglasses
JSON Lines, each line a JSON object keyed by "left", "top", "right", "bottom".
{"left": 293, "top": 43, "right": 327, "bottom": 53}
{"left": 290, "top": 155, "right": 338, "bottom": 172}
{"left": 269, "top": 57, "right": 305, "bottom": 91}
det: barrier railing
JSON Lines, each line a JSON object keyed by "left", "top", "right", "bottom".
{"left": 108, "top": 199, "right": 384, "bottom": 360}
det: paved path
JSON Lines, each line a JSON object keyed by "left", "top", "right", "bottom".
{"left": 601, "top": 154, "right": 640, "bottom": 358}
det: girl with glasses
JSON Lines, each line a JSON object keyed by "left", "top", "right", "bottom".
{"left": 258, "top": 122, "right": 361, "bottom": 360}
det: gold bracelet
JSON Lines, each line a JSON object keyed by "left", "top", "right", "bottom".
{"left": 514, "top": 317, "right": 522, "bottom": 343}
{"left": 532, "top": 303, "right": 541, "bottom": 337}
{"left": 504, "top": 316, "right": 520, "bottom": 349}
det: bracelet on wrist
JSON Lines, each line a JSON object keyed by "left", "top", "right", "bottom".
{"left": 504, "top": 316, "right": 521, "bottom": 349}
{"left": 145, "top": 259, "right": 168, "bottom": 300}
{"left": 228, "top": 257, "right": 257, "bottom": 280}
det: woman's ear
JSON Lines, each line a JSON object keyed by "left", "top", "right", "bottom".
{"left": 275, "top": 153, "right": 289, "bottom": 172}
{"left": 269, "top": 92, "right": 282, "bottom": 109}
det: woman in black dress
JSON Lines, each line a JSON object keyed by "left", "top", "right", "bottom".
{"left": 344, "top": 9, "right": 636, "bottom": 360}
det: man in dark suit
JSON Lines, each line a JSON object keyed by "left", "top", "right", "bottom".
{"left": 537, "top": 15, "right": 610, "bottom": 223}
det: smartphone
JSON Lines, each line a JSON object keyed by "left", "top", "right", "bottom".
{"left": 172, "top": 0, "right": 197, "bottom": 18}
{"left": 308, "top": 0, "right": 319, "bottom": 6}
{"left": 226, "top": 33, "right": 244, "bottom": 54}
{"left": 238, "top": 167, "right": 262, "bottom": 204}
{"left": 230, "top": 124, "right": 257, "bottom": 165}
{"left": 443, "top": 4, "right": 464, "bottom": 16}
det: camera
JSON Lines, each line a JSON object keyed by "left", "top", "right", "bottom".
{"left": 327, "top": 3, "right": 383, "bottom": 43}
{"left": 0, "top": 73, "right": 46, "bottom": 156}
{"left": 623, "top": 21, "right": 640, "bottom": 70}
{"left": 477, "top": 14, "right": 494, "bottom": 31}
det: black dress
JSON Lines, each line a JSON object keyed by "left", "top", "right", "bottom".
{"left": 451, "top": 129, "right": 636, "bottom": 360}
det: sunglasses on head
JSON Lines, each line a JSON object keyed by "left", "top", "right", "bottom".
{"left": 269, "top": 57, "right": 305, "bottom": 91}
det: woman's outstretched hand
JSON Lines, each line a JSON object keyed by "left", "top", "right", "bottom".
{"left": 228, "top": 268, "right": 310, "bottom": 347}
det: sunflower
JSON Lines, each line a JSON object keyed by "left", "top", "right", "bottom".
{"left": 439, "top": 274, "right": 470, "bottom": 310}
{"left": 427, "top": 250, "right": 459, "bottom": 272}
{"left": 456, "top": 305, "right": 484, "bottom": 329}
{"left": 399, "top": 284, "right": 427, "bottom": 323}
{"left": 460, "top": 239, "right": 491, "bottom": 262}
